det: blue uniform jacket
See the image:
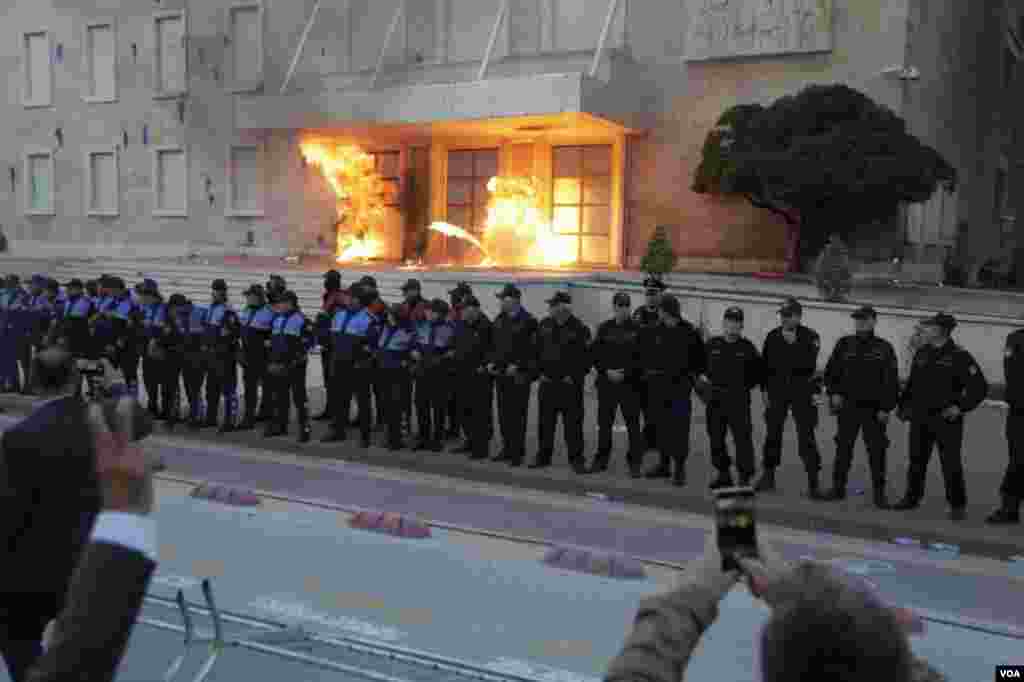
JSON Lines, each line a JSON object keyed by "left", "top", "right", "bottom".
{"left": 270, "top": 310, "right": 314, "bottom": 366}
{"left": 330, "top": 308, "right": 379, "bottom": 367}
{"left": 376, "top": 323, "right": 417, "bottom": 370}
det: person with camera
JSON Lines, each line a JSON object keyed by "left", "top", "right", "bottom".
{"left": 264, "top": 291, "right": 315, "bottom": 443}
{"left": 604, "top": 531, "right": 945, "bottom": 682}
{"left": 237, "top": 284, "right": 276, "bottom": 430}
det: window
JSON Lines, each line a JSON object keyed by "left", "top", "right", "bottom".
{"left": 227, "top": 143, "right": 264, "bottom": 216}
{"left": 84, "top": 146, "right": 119, "bottom": 216}
{"left": 23, "top": 148, "right": 56, "bottom": 215}
{"left": 227, "top": 2, "right": 264, "bottom": 92}
{"left": 446, "top": 149, "right": 497, "bottom": 261}
{"left": 153, "top": 10, "right": 187, "bottom": 98}
{"left": 152, "top": 146, "right": 187, "bottom": 216}
{"left": 84, "top": 20, "right": 117, "bottom": 102}
{"left": 22, "top": 30, "right": 53, "bottom": 107}
{"left": 372, "top": 151, "right": 401, "bottom": 207}
{"left": 552, "top": 145, "right": 612, "bottom": 264}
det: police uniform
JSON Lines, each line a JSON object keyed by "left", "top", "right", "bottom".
{"left": 238, "top": 286, "right": 276, "bottom": 429}
{"left": 399, "top": 279, "right": 430, "bottom": 433}
{"left": 0, "top": 277, "right": 22, "bottom": 391}
{"left": 139, "top": 280, "right": 169, "bottom": 417}
{"left": 316, "top": 271, "right": 349, "bottom": 421}
{"left": 489, "top": 284, "right": 538, "bottom": 466}
{"left": 700, "top": 307, "right": 762, "bottom": 488}
{"left": 895, "top": 313, "right": 987, "bottom": 520}
{"left": 202, "top": 279, "right": 241, "bottom": 431}
{"left": 632, "top": 276, "right": 667, "bottom": 451}
{"left": 323, "top": 290, "right": 380, "bottom": 446}
{"left": 591, "top": 293, "right": 644, "bottom": 476}
{"left": 451, "top": 295, "right": 494, "bottom": 460}
{"left": 412, "top": 299, "right": 456, "bottom": 451}
{"left": 154, "top": 294, "right": 190, "bottom": 429}
{"left": 373, "top": 305, "right": 417, "bottom": 449}
{"left": 444, "top": 282, "right": 472, "bottom": 438}
{"left": 758, "top": 297, "right": 822, "bottom": 497}
{"left": 183, "top": 301, "right": 209, "bottom": 426}
{"left": 992, "top": 328, "right": 1024, "bottom": 523}
{"left": 109, "top": 280, "right": 142, "bottom": 397}
{"left": 265, "top": 291, "right": 315, "bottom": 442}
{"left": 54, "top": 280, "right": 94, "bottom": 361}
{"left": 821, "top": 306, "right": 900, "bottom": 507}
{"left": 641, "top": 295, "right": 706, "bottom": 485}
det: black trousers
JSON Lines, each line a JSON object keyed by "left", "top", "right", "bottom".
{"left": 268, "top": 361, "right": 308, "bottom": 427}
{"left": 537, "top": 379, "right": 585, "bottom": 464}
{"left": 415, "top": 369, "right": 451, "bottom": 443}
{"left": 650, "top": 379, "right": 692, "bottom": 463}
{"left": 161, "top": 355, "right": 183, "bottom": 425}
{"left": 904, "top": 415, "right": 967, "bottom": 509}
{"left": 204, "top": 351, "right": 237, "bottom": 424}
{"left": 376, "top": 368, "right": 407, "bottom": 445}
{"left": 0, "top": 610, "right": 52, "bottom": 682}
{"left": 182, "top": 351, "right": 206, "bottom": 421}
{"left": 496, "top": 376, "right": 531, "bottom": 462}
{"left": 596, "top": 379, "right": 642, "bottom": 462}
{"left": 320, "top": 346, "right": 333, "bottom": 415}
{"left": 142, "top": 353, "right": 165, "bottom": 413}
{"left": 707, "top": 394, "right": 755, "bottom": 478}
{"left": 241, "top": 351, "right": 267, "bottom": 420}
{"left": 334, "top": 365, "right": 373, "bottom": 437}
{"left": 1003, "top": 412, "right": 1024, "bottom": 501}
{"left": 118, "top": 347, "right": 140, "bottom": 394}
{"left": 637, "top": 380, "right": 657, "bottom": 449}
{"left": 832, "top": 406, "right": 889, "bottom": 489}
{"left": 763, "top": 392, "right": 820, "bottom": 473}
{"left": 461, "top": 371, "right": 494, "bottom": 457}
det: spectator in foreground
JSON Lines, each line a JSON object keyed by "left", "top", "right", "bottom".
{"left": 604, "top": 533, "right": 944, "bottom": 682}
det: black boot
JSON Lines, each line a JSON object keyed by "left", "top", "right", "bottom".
{"left": 986, "top": 496, "right": 1021, "bottom": 524}
{"left": 671, "top": 459, "right": 686, "bottom": 487}
{"left": 569, "top": 457, "right": 588, "bottom": 475}
{"left": 807, "top": 472, "right": 822, "bottom": 500}
{"left": 754, "top": 468, "right": 776, "bottom": 492}
{"left": 528, "top": 453, "right": 553, "bottom": 469}
{"left": 645, "top": 456, "right": 671, "bottom": 479}
{"left": 892, "top": 496, "right": 920, "bottom": 511}
{"left": 321, "top": 426, "right": 346, "bottom": 443}
{"left": 587, "top": 453, "right": 610, "bottom": 474}
{"left": 627, "top": 457, "right": 644, "bottom": 479}
{"left": 709, "top": 469, "right": 733, "bottom": 490}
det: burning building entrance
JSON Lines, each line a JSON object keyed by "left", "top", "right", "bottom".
{"left": 296, "top": 115, "right": 631, "bottom": 269}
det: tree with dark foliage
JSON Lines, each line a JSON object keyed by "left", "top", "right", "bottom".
{"left": 692, "top": 84, "right": 956, "bottom": 272}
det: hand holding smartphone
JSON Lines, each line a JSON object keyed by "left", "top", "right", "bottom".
{"left": 714, "top": 486, "right": 759, "bottom": 572}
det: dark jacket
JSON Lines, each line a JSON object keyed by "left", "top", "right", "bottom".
{"left": 703, "top": 335, "right": 762, "bottom": 397}
{"left": 1004, "top": 329, "right": 1024, "bottom": 413}
{"left": 26, "top": 540, "right": 155, "bottom": 682}
{"left": 591, "top": 318, "right": 642, "bottom": 383}
{"left": 453, "top": 314, "right": 493, "bottom": 372}
{"left": 536, "top": 314, "right": 592, "bottom": 382}
{"left": 823, "top": 333, "right": 900, "bottom": 411}
{"left": 54, "top": 295, "right": 95, "bottom": 357}
{"left": 631, "top": 305, "right": 661, "bottom": 328}
{"left": 0, "top": 397, "right": 101, "bottom": 618}
{"left": 761, "top": 325, "right": 821, "bottom": 395}
{"left": 899, "top": 340, "right": 988, "bottom": 418}
{"left": 640, "top": 321, "right": 706, "bottom": 392}
{"left": 489, "top": 308, "right": 539, "bottom": 375}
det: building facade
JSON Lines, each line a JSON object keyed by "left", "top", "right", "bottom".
{"left": 0, "top": 0, "right": 1002, "bottom": 272}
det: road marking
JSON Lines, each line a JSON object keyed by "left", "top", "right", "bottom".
{"left": 248, "top": 596, "right": 405, "bottom": 642}
{"left": 486, "top": 657, "right": 601, "bottom": 682}
{"left": 152, "top": 573, "right": 201, "bottom": 590}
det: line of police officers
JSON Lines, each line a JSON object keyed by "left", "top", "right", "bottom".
{"left": 0, "top": 270, "right": 1019, "bottom": 525}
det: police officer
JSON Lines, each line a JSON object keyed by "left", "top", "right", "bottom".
{"left": 183, "top": 299, "right": 209, "bottom": 428}
{"left": 822, "top": 306, "right": 900, "bottom": 508}
{"left": 697, "top": 307, "right": 761, "bottom": 489}
{"left": 633, "top": 276, "right": 667, "bottom": 453}
{"left": 411, "top": 298, "right": 456, "bottom": 452}
{"left": 109, "top": 278, "right": 142, "bottom": 398}
{"left": 323, "top": 285, "right": 380, "bottom": 446}
{"left": 53, "top": 279, "right": 94, "bottom": 363}
{"left": 0, "top": 276, "right": 23, "bottom": 392}
{"left": 758, "top": 297, "right": 823, "bottom": 498}
{"left": 202, "top": 279, "right": 240, "bottom": 432}
{"left": 895, "top": 313, "right": 987, "bottom": 520}
{"left": 488, "top": 284, "right": 538, "bottom": 467}
{"left": 139, "top": 279, "right": 168, "bottom": 417}
{"left": 642, "top": 295, "right": 706, "bottom": 485}
{"left": 590, "top": 292, "right": 644, "bottom": 476}
{"left": 532, "top": 291, "right": 591, "bottom": 473}
{"left": 16, "top": 275, "right": 46, "bottom": 391}
{"left": 315, "top": 271, "right": 349, "bottom": 421}
{"left": 449, "top": 282, "right": 484, "bottom": 450}
{"left": 237, "top": 284, "right": 276, "bottom": 430}
{"left": 265, "top": 290, "right": 315, "bottom": 443}
{"left": 85, "top": 279, "right": 99, "bottom": 304}
{"left": 356, "top": 275, "right": 387, "bottom": 428}
{"left": 991, "top": 326, "right": 1024, "bottom": 524}
{"left": 374, "top": 303, "right": 417, "bottom": 450}
{"left": 399, "top": 279, "right": 430, "bottom": 432}
{"left": 154, "top": 293, "right": 190, "bottom": 429}
{"left": 451, "top": 294, "right": 494, "bottom": 460}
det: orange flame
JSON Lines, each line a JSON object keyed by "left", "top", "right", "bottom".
{"left": 299, "top": 140, "right": 388, "bottom": 262}
{"left": 484, "top": 176, "right": 577, "bottom": 267}
{"left": 428, "top": 222, "right": 491, "bottom": 258}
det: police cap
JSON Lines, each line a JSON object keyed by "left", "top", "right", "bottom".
{"left": 168, "top": 293, "right": 188, "bottom": 307}
{"left": 400, "top": 278, "right": 421, "bottom": 292}
{"left": 613, "top": 292, "right": 631, "bottom": 307}
{"left": 921, "top": 312, "right": 956, "bottom": 331}
{"left": 449, "top": 281, "right": 473, "bottom": 297}
{"left": 64, "top": 278, "right": 84, "bottom": 289}
{"left": 779, "top": 297, "right": 803, "bottom": 316}
{"left": 659, "top": 294, "right": 681, "bottom": 319}
{"left": 546, "top": 291, "right": 572, "bottom": 306}
{"left": 358, "top": 275, "right": 378, "bottom": 288}
{"left": 244, "top": 284, "right": 265, "bottom": 298}
{"left": 496, "top": 283, "right": 522, "bottom": 300}
{"left": 643, "top": 276, "right": 667, "bottom": 292}
{"left": 851, "top": 305, "right": 877, "bottom": 320}
{"left": 724, "top": 306, "right": 744, "bottom": 321}
{"left": 211, "top": 278, "right": 228, "bottom": 291}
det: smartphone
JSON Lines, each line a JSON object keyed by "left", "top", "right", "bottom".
{"left": 714, "top": 486, "right": 758, "bottom": 572}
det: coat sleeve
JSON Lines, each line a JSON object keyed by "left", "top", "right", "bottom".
{"left": 956, "top": 350, "right": 988, "bottom": 413}
{"left": 746, "top": 341, "right": 764, "bottom": 392}
{"left": 880, "top": 340, "right": 900, "bottom": 412}
{"left": 823, "top": 338, "right": 843, "bottom": 396}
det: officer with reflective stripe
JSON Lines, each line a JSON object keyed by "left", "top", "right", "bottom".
{"left": 895, "top": 313, "right": 988, "bottom": 520}
{"left": 53, "top": 279, "right": 94, "bottom": 363}
{"left": 373, "top": 303, "right": 417, "bottom": 450}
{"left": 139, "top": 279, "right": 168, "bottom": 417}
{"left": 109, "top": 278, "right": 142, "bottom": 398}
{"left": 183, "top": 299, "right": 209, "bottom": 428}
{"left": 202, "top": 279, "right": 240, "bottom": 432}
{"left": 411, "top": 298, "right": 456, "bottom": 452}
{"left": 265, "top": 290, "right": 315, "bottom": 442}
{"left": 992, "top": 327, "right": 1024, "bottom": 524}
{"left": 822, "top": 305, "right": 899, "bottom": 508}
{"left": 0, "top": 275, "right": 21, "bottom": 391}
{"left": 155, "top": 293, "right": 190, "bottom": 430}
{"left": 237, "top": 284, "right": 276, "bottom": 430}
{"left": 322, "top": 285, "right": 380, "bottom": 446}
